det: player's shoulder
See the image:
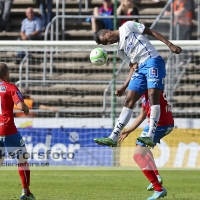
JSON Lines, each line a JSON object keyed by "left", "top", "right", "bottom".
{"left": 120, "top": 21, "right": 145, "bottom": 33}
{"left": 22, "top": 18, "right": 28, "bottom": 24}
{"left": 1, "top": 82, "right": 18, "bottom": 91}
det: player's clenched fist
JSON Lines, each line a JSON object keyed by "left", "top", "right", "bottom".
{"left": 169, "top": 42, "right": 182, "bottom": 54}
{"left": 115, "top": 86, "right": 126, "bottom": 97}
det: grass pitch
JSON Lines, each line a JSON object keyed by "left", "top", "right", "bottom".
{"left": 0, "top": 167, "right": 200, "bottom": 200}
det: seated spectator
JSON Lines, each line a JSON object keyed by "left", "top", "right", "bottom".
{"left": 13, "top": 91, "right": 59, "bottom": 117}
{"left": 38, "top": 0, "right": 53, "bottom": 31}
{"left": 15, "top": 7, "right": 42, "bottom": 63}
{"left": 89, "top": 0, "right": 114, "bottom": 34}
{"left": 117, "top": 0, "right": 139, "bottom": 26}
{"left": 0, "top": 0, "right": 13, "bottom": 32}
{"left": 20, "top": 7, "right": 42, "bottom": 41}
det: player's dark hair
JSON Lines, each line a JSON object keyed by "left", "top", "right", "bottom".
{"left": 0, "top": 63, "right": 8, "bottom": 79}
{"left": 93, "top": 29, "right": 106, "bottom": 44}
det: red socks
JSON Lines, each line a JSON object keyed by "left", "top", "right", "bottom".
{"left": 18, "top": 162, "right": 31, "bottom": 196}
{"left": 145, "top": 151, "right": 159, "bottom": 176}
{"left": 133, "top": 154, "right": 162, "bottom": 192}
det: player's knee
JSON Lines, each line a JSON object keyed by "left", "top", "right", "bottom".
{"left": 133, "top": 153, "right": 142, "bottom": 163}
{"left": 124, "top": 98, "right": 134, "bottom": 108}
{"left": 124, "top": 95, "right": 137, "bottom": 108}
{"left": 148, "top": 88, "right": 161, "bottom": 105}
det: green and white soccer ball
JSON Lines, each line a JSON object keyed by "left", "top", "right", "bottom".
{"left": 90, "top": 47, "right": 108, "bottom": 66}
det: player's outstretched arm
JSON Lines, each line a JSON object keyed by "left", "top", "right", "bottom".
{"left": 16, "top": 102, "right": 29, "bottom": 115}
{"left": 115, "top": 63, "right": 138, "bottom": 97}
{"left": 118, "top": 107, "right": 146, "bottom": 143}
{"left": 143, "top": 27, "right": 182, "bottom": 54}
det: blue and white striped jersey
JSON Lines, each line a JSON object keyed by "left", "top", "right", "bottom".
{"left": 118, "top": 21, "right": 159, "bottom": 65}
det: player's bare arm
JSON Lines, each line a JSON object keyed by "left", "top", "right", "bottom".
{"left": 115, "top": 63, "right": 138, "bottom": 97}
{"left": 16, "top": 102, "right": 29, "bottom": 115}
{"left": 118, "top": 107, "right": 147, "bottom": 143}
{"left": 143, "top": 27, "right": 182, "bottom": 54}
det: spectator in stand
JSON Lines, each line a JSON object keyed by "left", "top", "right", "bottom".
{"left": 90, "top": 0, "right": 114, "bottom": 34}
{"left": 15, "top": 7, "right": 42, "bottom": 63}
{"left": 38, "top": 0, "right": 53, "bottom": 31}
{"left": 20, "top": 7, "right": 42, "bottom": 41}
{"left": 164, "top": 0, "right": 195, "bottom": 66}
{"left": 117, "top": 0, "right": 139, "bottom": 27}
{"left": 164, "top": 0, "right": 195, "bottom": 40}
{"left": 0, "top": 0, "right": 13, "bottom": 32}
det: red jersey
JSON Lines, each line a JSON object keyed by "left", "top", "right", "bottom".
{"left": 0, "top": 82, "right": 24, "bottom": 136}
{"left": 141, "top": 91, "right": 174, "bottom": 126}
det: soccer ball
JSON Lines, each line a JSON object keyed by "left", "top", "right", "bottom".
{"left": 90, "top": 47, "right": 108, "bottom": 66}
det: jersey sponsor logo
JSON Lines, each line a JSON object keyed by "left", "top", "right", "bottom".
{"left": 148, "top": 78, "right": 160, "bottom": 86}
{"left": 125, "top": 42, "right": 133, "bottom": 55}
{"left": 133, "top": 22, "right": 143, "bottom": 29}
{"left": 16, "top": 91, "right": 23, "bottom": 100}
{"left": 149, "top": 68, "right": 158, "bottom": 78}
{"left": 0, "top": 86, "right": 6, "bottom": 92}
{"left": 133, "top": 22, "right": 140, "bottom": 27}
{"left": 20, "top": 139, "right": 25, "bottom": 146}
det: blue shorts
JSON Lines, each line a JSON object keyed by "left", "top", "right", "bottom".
{"left": 0, "top": 132, "right": 26, "bottom": 159}
{"left": 128, "top": 56, "right": 166, "bottom": 95}
{"left": 136, "top": 125, "right": 174, "bottom": 147}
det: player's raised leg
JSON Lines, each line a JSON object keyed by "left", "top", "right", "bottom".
{"left": 138, "top": 58, "right": 166, "bottom": 147}
{"left": 137, "top": 88, "right": 161, "bottom": 147}
{"left": 94, "top": 90, "right": 141, "bottom": 147}
{"left": 94, "top": 66, "right": 143, "bottom": 147}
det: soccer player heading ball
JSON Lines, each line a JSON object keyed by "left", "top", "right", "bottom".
{"left": 0, "top": 63, "right": 35, "bottom": 200}
{"left": 93, "top": 21, "right": 182, "bottom": 199}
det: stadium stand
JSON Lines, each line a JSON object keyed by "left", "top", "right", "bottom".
{"left": 0, "top": 0, "right": 199, "bottom": 118}
{"left": 0, "top": 0, "right": 197, "bottom": 40}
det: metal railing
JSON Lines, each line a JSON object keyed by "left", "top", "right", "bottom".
{"left": 19, "top": 52, "right": 29, "bottom": 90}
{"left": 45, "top": 15, "right": 170, "bottom": 43}
{"left": 55, "top": 0, "right": 89, "bottom": 40}
{"left": 15, "top": 56, "right": 127, "bottom": 118}
{"left": 6, "top": 40, "right": 199, "bottom": 118}
{"left": 173, "top": 55, "right": 193, "bottom": 91}
{"left": 150, "top": 0, "right": 174, "bottom": 40}
{"left": 56, "top": 0, "right": 66, "bottom": 41}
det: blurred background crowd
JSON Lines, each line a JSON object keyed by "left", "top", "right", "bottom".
{"left": 0, "top": 0, "right": 196, "bottom": 41}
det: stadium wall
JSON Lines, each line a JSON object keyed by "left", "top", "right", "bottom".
{"left": 4, "top": 118, "right": 199, "bottom": 169}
